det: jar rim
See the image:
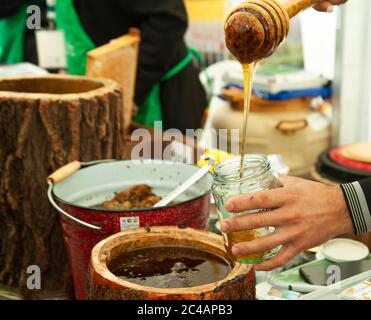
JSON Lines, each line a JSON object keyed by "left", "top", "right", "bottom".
{"left": 213, "top": 154, "right": 271, "bottom": 184}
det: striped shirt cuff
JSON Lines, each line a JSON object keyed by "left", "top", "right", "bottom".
{"left": 340, "top": 182, "right": 371, "bottom": 235}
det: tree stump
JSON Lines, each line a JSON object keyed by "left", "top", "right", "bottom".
{"left": 0, "top": 75, "right": 125, "bottom": 298}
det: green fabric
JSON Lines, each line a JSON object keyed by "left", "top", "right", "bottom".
{"left": 133, "top": 48, "right": 198, "bottom": 127}
{"left": 188, "top": 46, "right": 212, "bottom": 104}
{"left": 0, "top": 5, "right": 28, "bottom": 64}
{"left": 133, "top": 83, "right": 163, "bottom": 129}
{"left": 55, "top": 0, "right": 95, "bottom": 75}
{"left": 161, "top": 49, "right": 193, "bottom": 81}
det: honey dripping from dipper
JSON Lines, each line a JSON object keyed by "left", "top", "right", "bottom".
{"left": 225, "top": 0, "right": 292, "bottom": 176}
{"left": 239, "top": 62, "right": 258, "bottom": 178}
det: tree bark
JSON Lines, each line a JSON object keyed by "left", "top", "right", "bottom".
{"left": 0, "top": 75, "right": 124, "bottom": 298}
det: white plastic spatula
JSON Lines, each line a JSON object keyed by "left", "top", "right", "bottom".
{"left": 154, "top": 157, "right": 215, "bottom": 208}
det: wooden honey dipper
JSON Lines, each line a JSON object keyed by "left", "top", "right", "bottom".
{"left": 225, "top": 0, "right": 320, "bottom": 63}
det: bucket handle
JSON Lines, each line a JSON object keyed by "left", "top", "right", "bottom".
{"left": 275, "top": 119, "right": 308, "bottom": 135}
{"left": 48, "top": 161, "right": 81, "bottom": 184}
{"left": 47, "top": 159, "right": 116, "bottom": 230}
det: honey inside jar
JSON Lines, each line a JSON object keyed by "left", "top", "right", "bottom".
{"left": 226, "top": 230, "right": 271, "bottom": 264}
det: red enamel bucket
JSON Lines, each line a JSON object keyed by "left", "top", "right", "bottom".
{"left": 47, "top": 159, "right": 213, "bottom": 300}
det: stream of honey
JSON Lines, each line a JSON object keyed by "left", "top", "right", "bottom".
{"left": 226, "top": 61, "right": 271, "bottom": 264}
{"left": 239, "top": 62, "right": 258, "bottom": 178}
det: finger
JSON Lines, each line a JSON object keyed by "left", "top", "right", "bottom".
{"left": 328, "top": 0, "right": 348, "bottom": 4}
{"left": 225, "top": 188, "right": 288, "bottom": 213}
{"left": 313, "top": 1, "right": 333, "bottom": 12}
{"left": 254, "top": 243, "right": 299, "bottom": 271}
{"left": 221, "top": 209, "right": 288, "bottom": 233}
{"left": 231, "top": 227, "right": 297, "bottom": 257}
{"left": 313, "top": 0, "right": 347, "bottom": 12}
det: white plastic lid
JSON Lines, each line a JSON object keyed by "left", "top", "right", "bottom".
{"left": 321, "top": 238, "right": 369, "bottom": 263}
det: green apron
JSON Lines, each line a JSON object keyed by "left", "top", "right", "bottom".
{"left": 134, "top": 47, "right": 210, "bottom": 128}
{"left": 55, "top": 0, "right": 95, "bottom": 76}
{"left": 133, "top": 48, "right": 197, "bottom": 129}
{"left": 55, "top": 0, "right": 198, "bottom": 128}
{"left": 0, "top": 5, "right": 28, "bottom": 63}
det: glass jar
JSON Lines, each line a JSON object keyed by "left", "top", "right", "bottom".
{"left": 212, "top": 154, "right": 281, "bottom": 264}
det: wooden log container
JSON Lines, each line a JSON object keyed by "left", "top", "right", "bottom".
{"left": 88, "top": 226, "right": 256, "bottom": 300}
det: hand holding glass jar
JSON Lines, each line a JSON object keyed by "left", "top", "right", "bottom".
{"left": 219, "top": 174, "right": 354, "bottom": 271}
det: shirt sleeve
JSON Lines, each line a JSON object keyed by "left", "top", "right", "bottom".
{"left": 340, "top": 178, "right": 371, "bottom": 235}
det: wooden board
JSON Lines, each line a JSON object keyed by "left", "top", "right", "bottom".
{"left": 87, "top": 29, "right": 141, "bottom": 137}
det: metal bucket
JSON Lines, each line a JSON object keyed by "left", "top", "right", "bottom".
{"left": 47, "top": 159, "right": 213, "bottom": 299}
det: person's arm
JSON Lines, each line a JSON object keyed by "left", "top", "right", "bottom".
{"left": 119, "top": 0, "right": 188, "bottom": 105}
{"left": 341, "top": 178, "right": 371, "bottom": 235}
{"left": 0, "top": 0, "right": 24, "bottom": 18}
